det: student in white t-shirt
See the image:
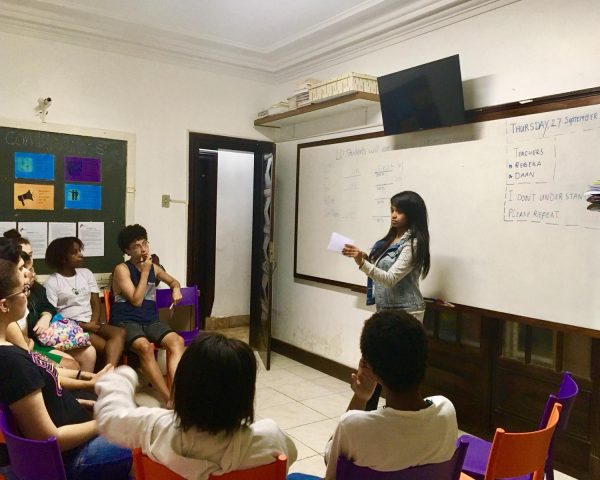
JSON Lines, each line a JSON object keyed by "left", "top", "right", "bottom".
{"left": 44, "top": 237, "right": 126, "bottom": 370}
{"left": 289, "top": 310, "right": 458, "bottom": 480}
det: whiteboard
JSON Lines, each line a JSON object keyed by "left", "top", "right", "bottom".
{"left": 295, "top": 103, "right": 600, "bottom": 331}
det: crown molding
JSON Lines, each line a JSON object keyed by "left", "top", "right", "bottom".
{"left": 0, "top": 0, "right": 519, "bottom": 83}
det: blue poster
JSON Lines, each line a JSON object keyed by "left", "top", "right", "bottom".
{"left": 64, "top": 184, "right": 102, "bottom": 210}
{"left": 14, "top": 152, "right": 55, "bottom": 180}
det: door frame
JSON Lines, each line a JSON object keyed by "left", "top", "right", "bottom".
{"left": 187, "top": 132, "right": 275, "bottom": 364}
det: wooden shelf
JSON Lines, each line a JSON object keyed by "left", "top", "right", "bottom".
{"left": 254, "top": 92, "right": 380, "bottom": 128}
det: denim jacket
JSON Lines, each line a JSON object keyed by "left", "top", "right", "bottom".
{"left": 365, "top": 233, "right": 424, "bottom": 312}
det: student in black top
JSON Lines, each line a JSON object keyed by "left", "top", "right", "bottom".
{"left": 0, "top": 258, "right": 132, "bottom": 480}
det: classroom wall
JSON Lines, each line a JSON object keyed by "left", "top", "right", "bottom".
{"left": 0, "top": 30, "right": 272, "bottom": 283}
{"left": 212, "top": 150, "right": 254, "bottom": 318}
{"left": 271, "top": 0, "right": 600, "bottom": 368}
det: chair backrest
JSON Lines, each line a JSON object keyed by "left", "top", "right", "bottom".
{"left": 132, "top": 448, "right": 288, "bottom": 480}
{"left": 335, "top": 439, "right": 469, "bottom": 479}
{"left": 0, "top": 408, "right": 67, "bottom": 480}
{"left": 536, "top": 371, "right": 579, "bottom": 480}
{"left": 155, "top": 285, "right": 200, "bottom": 343}
{"left": 538, "top": 371, "right": 578, "bottom": 432}
{"left": 484, "top": 402, "right": 562, "bottom": 480}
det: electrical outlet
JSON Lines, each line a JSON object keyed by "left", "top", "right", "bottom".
{"left": 161, "top": 194, "right": 170, "bottom": 208}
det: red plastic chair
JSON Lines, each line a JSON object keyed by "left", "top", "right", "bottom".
{"left": 459, "top": 371, "right": 578, "bottom": 480}
{"left": 132, "top": 448, "right": 288, "bottom": 479}
{"left": 460, "top": 402, "right": 562, "bottom": 480}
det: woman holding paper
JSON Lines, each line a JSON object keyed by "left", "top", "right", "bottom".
{"left": 342, "top": 191, "right": 430, "bottom": 321}
{"left": 343, "top": 191, "right": 430, "bottom": 410}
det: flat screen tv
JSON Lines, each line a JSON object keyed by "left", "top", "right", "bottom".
{"left": 377, "top": 55, "right": 465, "bottom": 135}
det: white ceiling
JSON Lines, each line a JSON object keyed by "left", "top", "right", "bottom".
{"left": 0, "top": 0, "right": 516, "bottom": 82}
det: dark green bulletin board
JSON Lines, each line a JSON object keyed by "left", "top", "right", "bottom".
{"left": 0, "top": 126, "right": 127, "bottom": 274}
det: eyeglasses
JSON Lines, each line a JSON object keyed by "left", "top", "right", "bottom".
{"left": 129, "top": 240, "right": 149, "bottom": 251}
{"left": 2, "top": 284, "right": 31, "bottom": 300}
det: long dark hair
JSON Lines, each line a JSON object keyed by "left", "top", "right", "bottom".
{"left": 172, "top": 333, "right": 256, "bottom": 435}
{"left": 369, "top": 191, "right": 430, "bottom": 278}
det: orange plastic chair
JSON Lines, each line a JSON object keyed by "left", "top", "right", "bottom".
{"left": 132, "top": 448, "right": 288, "bottom": 479}
{"left": 103, "top": 288, "right": 111, "bottom": 323}
{"left": 460, "top": 402, "right": 562, "bottom": 480}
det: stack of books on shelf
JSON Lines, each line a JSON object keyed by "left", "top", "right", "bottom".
{"left": 287, "top": 78, "right": 321, "bottom": 110}
{"left": 256, "top": 101, "right": 289, "bottom": 118}
{"left": 585, "top": 180, "right": 600, "bottom": 212}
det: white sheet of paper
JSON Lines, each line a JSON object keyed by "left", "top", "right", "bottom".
{"left": 0, "top": 222, "right": 17, "bottom": 235}
{"left": 18, "top": 222, "right": 48, "bottom": 259}
{"left": 49, "top": 222, "right": 77, "bottom": 243}
{"left": 78, "top": 222, "right": 104, "bottom": 257}
{"left": 328, "top": 232, "right": 354, "bottom": 253}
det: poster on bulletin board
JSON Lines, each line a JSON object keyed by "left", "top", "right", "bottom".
{"left": 0, "top": 125, "right": 128, "bottom": 274}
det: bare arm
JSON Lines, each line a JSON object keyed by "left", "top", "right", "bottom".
{"left": 112, "top": 262, "right": 150, "bottom": 307}
{"left": 58, "top": 364, "right": 113, "bottom": 392}
{"left": 89, "top": 292, "right": 101, "bottom": 324}
{"left": 154, "top": 265, "right": 182, "bottom": 304}
{"left": 6, "top": 321, "right": 29, "bottom": 350}
{"left": 9, "top": 389, "right": 97, "bottom": 451}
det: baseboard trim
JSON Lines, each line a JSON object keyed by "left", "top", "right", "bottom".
{"left": 271, "top": 338, "right": 353, "bottom": 384}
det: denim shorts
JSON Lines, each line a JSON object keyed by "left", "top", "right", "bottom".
{"left": 117, "top": 319, "right": 175, "bottom": 349}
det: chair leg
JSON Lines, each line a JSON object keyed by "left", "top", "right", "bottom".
{"left": 545, "top": 461, "right": 554, "bottom": 480}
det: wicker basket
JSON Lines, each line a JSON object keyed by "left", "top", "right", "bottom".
{"left": 309, "top": 73, "right": 378, "bottom": 103}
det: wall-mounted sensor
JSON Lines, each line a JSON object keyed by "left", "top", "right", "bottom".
{"left": 35, "top": 97, "right": 52, "bottom": 122}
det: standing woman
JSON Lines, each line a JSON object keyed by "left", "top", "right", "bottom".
{"left": 343, "top": 191, "right": 430, "bottom": 320}
{"left": 343, "top": 191, "right": 430, "bottom": 410}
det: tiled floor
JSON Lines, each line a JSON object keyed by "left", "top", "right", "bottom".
{"left": 202, "top": 327, "right": 578, "bottom": 479}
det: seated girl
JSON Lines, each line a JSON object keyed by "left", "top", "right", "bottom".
{"left": 44, "top": 237, "right": 126, "bottom": 369}
{"left": 95, "top": 333, "right": 297, "bottom": 479}
{"left": 0, "top": 258, "right": 132, "bottom": 480}
{"left": 19, "top": 250, "right": 96, "bottom": 372}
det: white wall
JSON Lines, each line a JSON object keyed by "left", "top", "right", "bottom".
{"left": 3, "top": 0, "right": 600, "bottom": 367}
{"left": 212, "top": 149, "right": 254, "bottom": 317}
{"left": 0, "top": 30, "right": 272, "bottom": 284}
{"left": 272, "top": 0, "right": 600, "bottom": 369}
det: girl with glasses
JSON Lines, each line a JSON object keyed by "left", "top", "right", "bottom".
{"left": 0, "top": 258, "right": 132, "bottom": 480}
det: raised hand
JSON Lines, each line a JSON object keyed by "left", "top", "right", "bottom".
{"left": 351, "top": 358, "right": 377, "bottom": 401}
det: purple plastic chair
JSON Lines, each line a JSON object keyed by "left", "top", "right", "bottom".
{"left": 336, "top": 439, "right": 468, "bottom": 479}
{"left": 0, "top": 408, "right": 67, "bottom": 480}
{"left": 288, "top": 440, "right": 468, "bottom": 480}
{"left": 458, "top": 371, "right": 579, "bottom": 480}
{"left": 156, "top": 285, "right": 201, "bottom": 345}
